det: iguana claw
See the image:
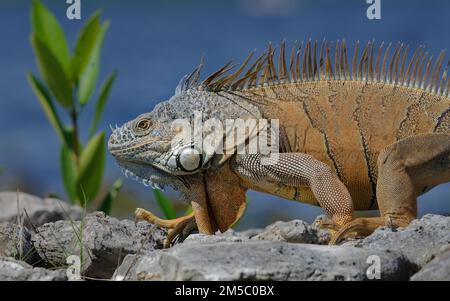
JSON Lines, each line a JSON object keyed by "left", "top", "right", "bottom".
{"left": 328, "top": 216, "right": 387, "bottom": 245}
{"left": 164, "top": 217, "right": 197, "bottom": 248}
{"left": 314, "top": 218, "right": 341, "bottom": 232}
{"left": 134, "top": 208, "right": 196, "bottom": 248}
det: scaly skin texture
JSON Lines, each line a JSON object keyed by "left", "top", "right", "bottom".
{"left": 109, "top": 40, "right": 450, "bottom": 245}
{"left": 235, "top": 81, "right": 450, "bottom": 210}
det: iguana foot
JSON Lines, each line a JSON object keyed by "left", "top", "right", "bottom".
{"left": 165, "top": 216, "right": 197, "bottom": 248}
{"left": 134, "top": 208, "right": 196, "bottom": 248}
{"left": 314, "top": 217, "right": 341, "bottom": 232}
{"left": 328, "top": 216, "right": 386, "bottom": 245}
{"left": 314, "top": 215, "right": 360, "bottom": 243}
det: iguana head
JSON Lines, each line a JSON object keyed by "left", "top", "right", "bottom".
{"left": 108, "top": 85, "right": 261, "bottom": 193}
{"left": 108, "top": 52, "right": 280, "bottom": 232}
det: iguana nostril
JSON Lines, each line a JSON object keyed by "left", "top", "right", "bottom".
{"left": 108, "top": 134, "right": 115, "bottom": 144}
{"left": 108, "top": 133, "right": 119, "bottom": 148}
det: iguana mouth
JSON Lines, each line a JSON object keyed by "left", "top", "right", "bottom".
{"left": 115, "top": 159, "right": 182, "bottom": 191}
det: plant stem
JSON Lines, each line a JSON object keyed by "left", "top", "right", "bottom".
{"left": 71, "top": 108, "right": 80, "bottom": 165}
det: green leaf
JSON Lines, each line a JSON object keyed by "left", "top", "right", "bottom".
{"left": 31, "top": 0, "right": 70, "bottom": 75}
{"left": 30, "top": 34, "right": 73, "bottom": 108}
{"left": 185, "top": 207, "right": 193, "bottom": 215}
{"left": 89, "top": 70, "right": 117, "bottom": 137}
{"left": 153, "top": 189, "right": 177, "bottom": 220}
{"left": 99, "top": 179, "right": 123, "bottom": 214}
{"left": 76, "top": 19, "right": 109, "bottom": 106}
{"left": 71, "top": 11, "right": 101, "bottom": 81}
{"left": 75, "top": 132, "right": 106, "bottom": 203}
{"left": 60, "top": 143, "right": 78, "bottom": 203}
{"left": 27, "top": 72, "right": 71, "bottom": 147}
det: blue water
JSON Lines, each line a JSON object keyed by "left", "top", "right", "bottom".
{"left": 0, "top": 0, "right": 449, "bottom": 228}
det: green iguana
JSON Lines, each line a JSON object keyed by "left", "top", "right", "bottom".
{"left": 108, "top": 40, "right": 450, "bottom": 247}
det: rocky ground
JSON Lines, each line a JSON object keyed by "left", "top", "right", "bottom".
{"left": 0, "top": 191, "right": 449, "bottom": 281}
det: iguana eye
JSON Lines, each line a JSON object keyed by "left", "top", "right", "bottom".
{"left": 136, "top": 118, "right": 152, "bottom": 131}
{"left": 176, "top": 147, "right": 203, "bottom": 172}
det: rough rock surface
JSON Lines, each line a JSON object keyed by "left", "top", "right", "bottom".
{"left": 0, "top": 222, "right": 39, "bottom": 264}
{"left": 0, "top": 256, "right": 67, "bottom": 281}
{"left": 183, "top": 229, "right": 251, "bottom": 244}
{"left": 350, "top": 214, "right": 450, "bottom": 267}
{"left": 114, "top": 241, "right": 415, "bottom": 281}
{"left": 184, "top": 218, "right": 327, "bottom": 245}
{"left": 410, "top": 245, "right": 450, "bottom": 281}
{"left": 252, "top": 219, "right": 318, "bottom": 244}
{"left": 0, "top": 192, "right": 82, "bottom": 227}
{"left": 32, "top": 211, "right": 167, "bottom": 279}
{"left": 114, "top": 214, "right": 449, "bottom": 281}
{"left": 0, "top": 190, "right": 448, "bottom": 281}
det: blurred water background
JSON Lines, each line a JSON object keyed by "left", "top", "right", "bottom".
{"left": 0, "top": 0, "right": 449, "bottom": 229}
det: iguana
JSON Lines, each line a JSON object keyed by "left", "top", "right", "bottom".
{"left": 108, "top": 40, "right": 450, "bottom": 247}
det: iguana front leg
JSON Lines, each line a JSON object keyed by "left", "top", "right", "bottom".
{"left": 231, "top": 153, "right": 355, "bottom": 231}
{"left": 330, "top": 133, "right": 450, "bottom": 244}
{"left": 135, "top": 175, "right": 217, "bottom": 248}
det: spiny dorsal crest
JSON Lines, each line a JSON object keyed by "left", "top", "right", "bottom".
{"left": 175, "top": 40, "right": 450, "bottom": 97}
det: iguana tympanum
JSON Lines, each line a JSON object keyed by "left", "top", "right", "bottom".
{"left": 108, "top": 40, "right": 450, "bottom": 247}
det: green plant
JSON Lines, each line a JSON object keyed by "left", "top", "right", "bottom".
{"left": 27, "top": 0, "right": 121, "bottom": 212}
{"left": 153, "top": 189, "right": 177, "bottom": 220}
